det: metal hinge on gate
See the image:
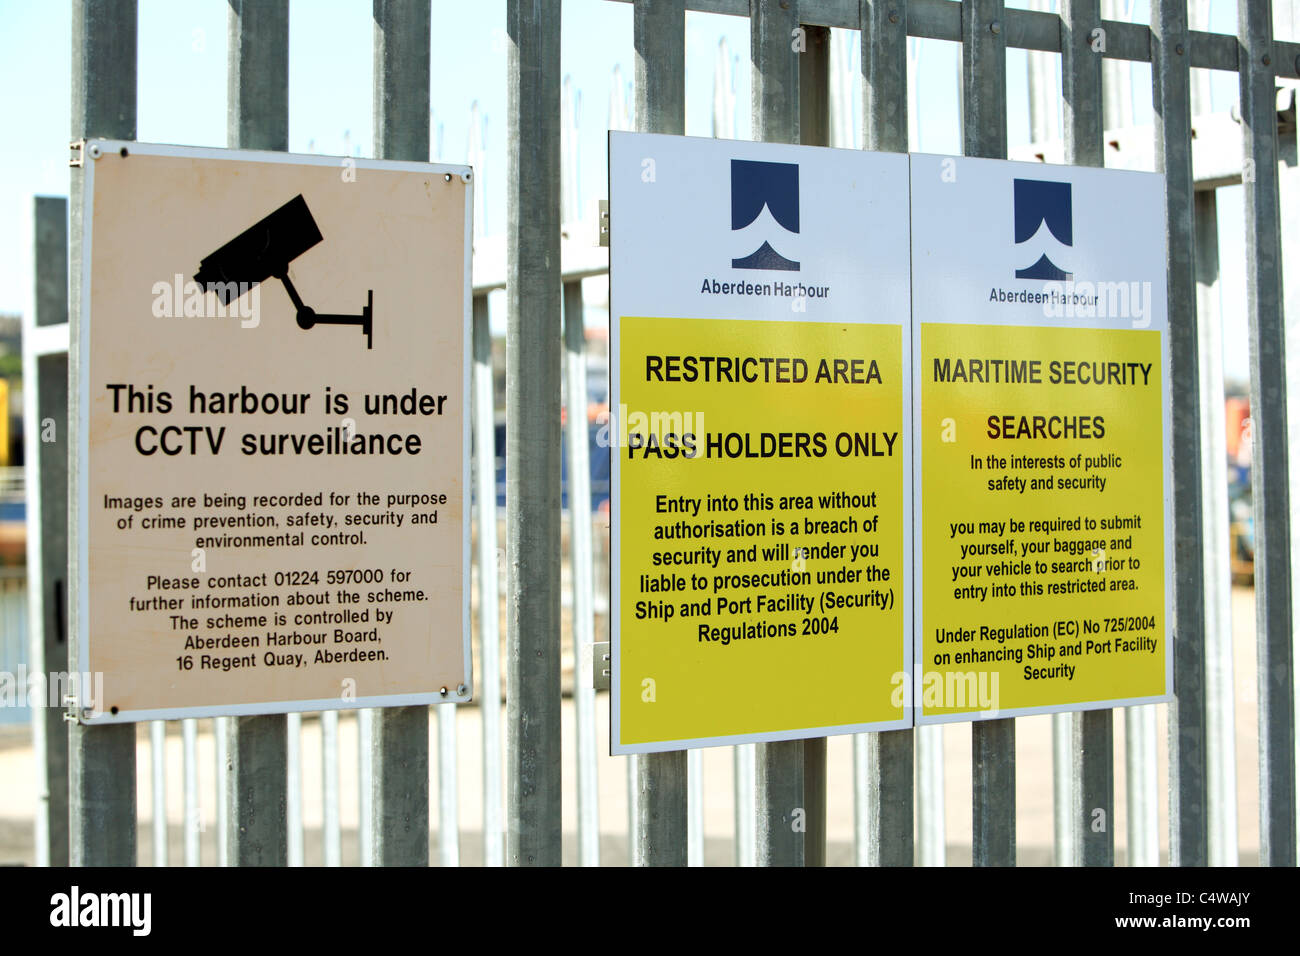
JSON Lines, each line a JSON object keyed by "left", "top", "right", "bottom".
{"left": 598, "top": 200, "right": 609, "bottom": 247}
{"left": 593, "top": 641, "right": 610, "bottom": 690}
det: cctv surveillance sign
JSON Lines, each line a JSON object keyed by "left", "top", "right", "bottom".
{"left": 608, "top": 132, "right": 913, "bottom": 753}
{"left": 909, "top": 155, "right": 1172, "bottom": 723}
{"left": 74, "top": 141, "right": 472, "bottom": 722}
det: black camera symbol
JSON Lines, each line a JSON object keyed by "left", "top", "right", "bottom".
{"left": 193, "top": 194, "right": 373, "bottom": 349}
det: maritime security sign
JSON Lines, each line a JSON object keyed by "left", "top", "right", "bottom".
{"left": 910, "top": 154, "right": 1172, "bottom": 722}
{"left": 74, "top": 141, "right": 473, "bottom": 722}
{"left": 608, "top": 132, "right": 913, "bottom": 753}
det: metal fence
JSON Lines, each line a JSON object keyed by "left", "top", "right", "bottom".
{"left": 17, "top": 0, "right": 1298, "bottom": 866}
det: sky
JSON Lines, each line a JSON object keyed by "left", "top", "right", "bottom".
{"left": 0, "top": 0, "right": 1257, "bottom": 383}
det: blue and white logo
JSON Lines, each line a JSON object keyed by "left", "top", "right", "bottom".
{"left": 1014, "top": 178, "right": 1072, "bottom": 280}
{"left": 731, "top": 159, "right": 800, "bottom": 271}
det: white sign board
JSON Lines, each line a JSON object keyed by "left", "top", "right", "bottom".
{"left": 75, "top": 141, "right": 473, "bottom": 722}
{"left": 909, "top": 154, "right": 1173, "bottom": 723}
{"left": 609, "top": 131, "right": 913, "bottom": 753}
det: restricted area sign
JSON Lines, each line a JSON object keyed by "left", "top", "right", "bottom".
{"left": 75, "top": 141, "right": 471, "bottom": 722}
{"left": 609, "top": 132, "right": 912, "bottom": 753}
{"left": 910, "top": 154, "right": 1172, "bottom": 723}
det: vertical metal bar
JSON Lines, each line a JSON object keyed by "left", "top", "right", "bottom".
{"left": 1100, "top": 0, "right": 1134, "bottom": 130}
{"left": 750, "top": 0, "right": 805, "bottom": 869}
{"left": 287, "top": 711, "right": 303, "bottom": 866}
{"left": 182, "top": 718, "right": 199, "bottom": 866}
{"left": 357, "top": 708, "right": 375, "bottom": 866}
{"left": 1275, "top": 77, "right": 1300, "bottom": 855}
{"left": 862, "top": 0, "right": 908, "bottom": 154}
{"left": 564, "top": 279, "right": 600, "bottom": 866}
{"left": 1152, "top": 0, "right": 1209, "bottom": 867}
{"left": 853, "top": 735, "right": 870, "bottom": 865}
{"left": 916, "top": 725, "right": 946, "bottom": 865}
{"left": 1240, "top": 0, "right": 1297, "bottom": 866}
{"left": 472, "top": 294, "right": 504, "bottom": 867}
{"left": 374, "top": 0, "right": 431, "bottom": 159}
{"left": 150, "top": 721, "right": 167, "bottom": 866}
{"left": 734, "top": 744, "right": 756, "bottom": 865}
{"left": 861, "top": 732, "right": 913, "bottom": 865}
{"left": 368, "top": 0, "right": 434, "bottom": 867}
{"left": 1195, "top": 188, "right": 1238, "bottom": 867}
{"left": 68, "top": 0, "right": 137, "bottom": 867}
{"left": 437, "top": 703, "right": 460, "bottom": 866}
{"left": 223, "top": 0, "right": 289, "bottom": 868}
{"left": 801, "top": 738, "right": 827, "bottom": 867}
{"left": 861, "top": 0, "right": 916, "bottom": 869}
{"left": 1027, "top": 0, "right": 1056, "bottom": 144}
{"left": 961, "top": 0, "right": 1014, "bottom": 867}
{"left": 1071, "top": 710, "right": 1114, "bottom": 865}
{"left": 1188, "top": 0, "right": 1214, "bottom": 115}
{"left": 1061, "top": 0, "right": 1116, "bottom": 868}
{"left": 369, "top": 710, "right": 428, "bottom": 864}
{"left": 1052, "top": 714, "right": 1075, "bottom": 864}
{"left": 227, "top": 0, "right": 288, "bottom": 149}
{"left": 798, "top": 20, "right": 830, "bottom": 870}
{"left": 506, "top": 0, "right": 563, "bottom": 867}
{"left": 800, "top": 22, "right": 831, "bottom": 145}
{"left": 214, "top": 717, "right": 229, "bottom": 865}
{"left": 626, "top": 757, "right": 637, "bottom": 861}
{"left": 28, "top": 195, "right": 69, "bottom": 867}
{"left": 1126, "top": 705, "right": 1159, "bottom": 864}
{"left": 629, "top": 0, "right": 689, "bottom": 868}
{"left": 687, "top": 748, "right": 705, "bottom": 866}
{"left": 223, "top": 716, "right": 287, "bottom": 866}
{"left": 322, "top": 710, "right": 341, "bottom": 866}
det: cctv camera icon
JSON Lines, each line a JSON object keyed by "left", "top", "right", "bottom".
{"left": 193, "top": 194, "right": 374, "bottom": 349}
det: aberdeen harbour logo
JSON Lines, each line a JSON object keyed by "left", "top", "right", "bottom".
{"left": 699, "top": 157, "right": 827, "bottom": 305}
{"left": 988, "top": 177, "right": 1153, "bottom": 326}
{"left": 730, "top": 159, "right": 800, "bottom": 271}
{"left": 1013, "top": 178, "right": 1072, "bottom": 280}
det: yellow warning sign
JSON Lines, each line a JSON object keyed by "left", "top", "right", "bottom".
{"left": 916, "top": 322, "right": 1169, "bottom": 720}
{"left": 615, "top": 315, "right": 909, "bottom": 750}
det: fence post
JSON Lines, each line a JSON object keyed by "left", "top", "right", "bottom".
{"left": 506, "top": 0, "right": 563, "bottom": 866}
{"left": 68, "top": 0, "right": 138, "bottom": 868}
{"left": 369, "top": 0, "right": 434, "bottom": 868}
{"left": 960, "top": 0, "right": 1015, "bottom": 868}
{"left": 626, "top": 0, "right": 689, "bottom": 868}
{"left": 472, "top": 294, "right": 505, "bottom": 866}
{"left": 29, "top": 196, "right": 70, "bottom": 867}
{"left": 564, "top": 279, "right": 601, "bottom": 866}
{"left": 222, "top": 0, "right": 290, "bottom": 867}
{"left": 1060, "top": 0, "right": 1116, "bottom": 868}
{"left": 1151, "top": 0, "right": 1209, "bottom": 867}
{"left": 749, "top": 0, "right": 805, "bottom": 867}
{"left": 796, "top": 20, "right": 831, "bottom": 869}
{"left": 1239, "top": 0, "right": 1297, "bottom": 866}
{"left": 1194, "top": 186, "right": 1238, "bottom": 866}
{"left": 860, "top": 0, "right": 916, "bottom": 869}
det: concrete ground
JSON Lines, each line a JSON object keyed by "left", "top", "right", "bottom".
{"left": 0, "top": 587, "right": 1266, "bottom": 865}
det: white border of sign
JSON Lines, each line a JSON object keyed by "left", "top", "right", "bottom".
{"left": 608, "top": 131, "right": 914, "bottom": 753}
{"left": 908, "top": 153, "right": 1175, "bottom": 725}
{"left": 73, "top": 140, "right": 474, "bottom": 723}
